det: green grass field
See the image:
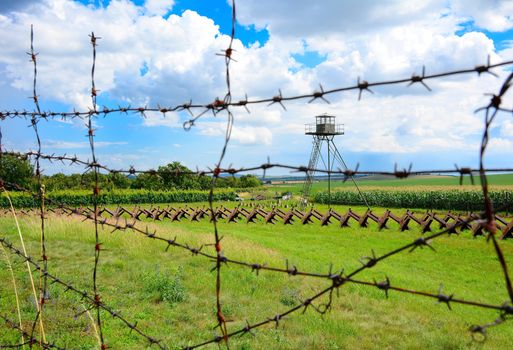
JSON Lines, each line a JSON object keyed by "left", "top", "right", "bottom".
{"left": 1, "top": 206, "right": 512, "bottom": 349}
{"left": 269, "top": 173, "right": 513, "bottom": 195}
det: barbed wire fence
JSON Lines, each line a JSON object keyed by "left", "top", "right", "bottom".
{"left": 1, "top": 0, "right": 513, "bottom": 348}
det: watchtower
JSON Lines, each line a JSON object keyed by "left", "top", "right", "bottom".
{"left": 301, "top": 114, "right": 368, "bottom": 209}
{"left": 305, "top": 114, "right": 344, "bottom": 137}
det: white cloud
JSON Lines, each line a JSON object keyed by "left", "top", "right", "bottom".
{"left": 43, "top": 140, "right": 127, "bottom": 149}
{"left": 452, "top": 0, "right": 513, "bottom": 32}
{"left": 500, "top": 119, "right": 513, "bottom": 138}
{"left": 141, "top": 111, "right": 180, "bottom": 127}
{"left": 488, "top": 138, "right": 513, "bottom": 153}
{"left": 198, "top": 121, "right": 273, "bottom": 146}
{"left": 144, "top": 0, "right": 174, "bottom": 16}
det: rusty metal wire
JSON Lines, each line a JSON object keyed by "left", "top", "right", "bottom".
{"left": 1, "top": 1, "right": 513, "bottom": 349}
{"left": 1, "top": 59, "right": 512, "bottom": 124}
{"left": 0, "top": 314, "right": 65, "bottom": 350}
{"left": 477, "top": 71, "right": 513, "bottom": 305}
{"left": 0, "top": 237, "right": 166, "bottom": 350}
{"left": 27, "top": 24, "right": 48, "bottom": 345}
{"left": 2, "top": 179, "right": 513, "bottom": 348}
{"left": 4, "top": 150, "right": 513, "bottom": 183}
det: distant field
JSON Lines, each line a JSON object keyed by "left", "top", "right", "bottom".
{"left": 0, "top": 210, "right": 512, "bottom": 349}
{"left": 268, "top": 174, "right": 513, "bottom": 194}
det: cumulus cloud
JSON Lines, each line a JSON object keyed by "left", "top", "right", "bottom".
{"left": 0, "top": 0, "right": 512, "bottom": 167}
{"left": 144, "top": 0, "right": 174, "bottom": 16}
{"left": 198, "top": 121, "right": 272, "bottom": 146}
{"left": 141, "top": 111, "right": 180, "bottom": 127}
{"left": 452, "top": 0, "right": 513, "bottom": 32}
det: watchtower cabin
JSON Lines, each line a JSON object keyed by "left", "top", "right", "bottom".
{"left": 305, "top": 114, "right": 344, "bottom": 138}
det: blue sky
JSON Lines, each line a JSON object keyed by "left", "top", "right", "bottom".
{"left": 1, "top": 0, "right": 513, "bottom": 176}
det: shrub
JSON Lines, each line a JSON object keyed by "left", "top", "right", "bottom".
{"left": 0, "top": 189, "right": 237, "bottom": 208}
{"left": 143, "top": 266, "right": 187, "bottom": 306}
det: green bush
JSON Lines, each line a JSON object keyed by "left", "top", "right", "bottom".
{"left": 279, "top": 287, "right": 301, "bottom": 307}
{"left": 143, "top": 266, "right": 187, "bottom": 306}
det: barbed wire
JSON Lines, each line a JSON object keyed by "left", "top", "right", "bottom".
{"left": 477, "top": 70, "right": 513, "bottom": 304}
{"left": 0, "top": 58, "right": 510, "bottom": 125}
{"left": 0, "top": 314, "right": 65, "bottom": 350}
{"left": 2, "top": 178, "right": 513, "bottom": 348}
{"left": 27, "top": 24, "right": 48, "bottom": 345}
{"left": 1, "top": 0, "right": 513, "bottom": 348}
{"left": 86, "top": 31, "right": 106, "bottom": 349}
{"left": 4, "top": 150, "right": 513, "bottom": 183}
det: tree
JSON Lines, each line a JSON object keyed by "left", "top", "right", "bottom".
{"left": 106, "top": 172, "right": 131, "bottom": 190}
{"left": 130, "top": 173, "right": 163, "bottom": 190}
{"left": 0, "top": 154, "right": 34, "bottom": 190}
{"left": 157, "top": 162, "right": 199, "bottom": 190}
{"left": 239, "top": 175, "right": 261, "bottom": 188}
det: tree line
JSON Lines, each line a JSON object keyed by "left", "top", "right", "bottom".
{"left": 0, "top": 155, "right": 261, "bottom": 191}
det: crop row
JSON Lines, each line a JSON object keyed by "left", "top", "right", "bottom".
{"left": 0, "top": 189, "right": 237, "bottom": 208}
{"left": 314, "top": 190, "right": 513, "bottom": 211}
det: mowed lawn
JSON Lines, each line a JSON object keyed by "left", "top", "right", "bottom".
{"left": 0, "top": 207, "right": 513, "bottom": 349}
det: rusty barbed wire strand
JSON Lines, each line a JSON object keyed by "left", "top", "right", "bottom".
{"left": 0, "top": 60, "right": 512, "bottom": 124}
{"left": 205, "top": 1, "right": 237, "bottom": 343}
{"left": 0, "top": 314, "right": 65, "bottom": 350}
{"left": 86, "top": 31, "right": 105, "bottom": 350}
{"left": 0, "top": 238, "right": 166, "bottom": 350}
{"left": 5, "top": 150, "right": 513, "bottom": 182}
{"left": 27, "top": 24, "right": 48, "bottom": 346}
{"left": 0, "top": 174, "right": 512, "bottom": 347}
{"left": 2, "top": 2, "right": 513, "bottom": 348}
{"left": 183, "top": 215, "right": 513, "bottom": 349}
{"left": 7, "top": 179, "right": 512, "bottom": 342}
{"left": 477, "top": 71, "right": 513, "bottom": 304}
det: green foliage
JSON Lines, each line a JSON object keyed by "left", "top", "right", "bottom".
{"left": 40, "top": 162, "right": 260, "bottom": 192}
{"left": 314, "top": 189, "right": 513, "bottom": 211}
{"left": 130, "top": 173, "right": 163, "bottom": 190}
{"left": 239, "top": 175, "right": 262, "bottom": 188}
{"left": 0, "top": 189, "right": 237, "bottom": 208}
{"left": 43, "top": 172, "right": 132, "bottom": 191}
{"left": 216, "top": 175, "right": 261, "bottom": 189}
{"left": 158, "top": 162, "right": 204, "bottom": 190}
{"left": 0, "top": 154, "right": 34, "bottom": 189}
{"left": 279, "top": 287, "right": 301, "bottom": 307}
{"left": 143, "top": 266, "right": 187, "bottom": 306}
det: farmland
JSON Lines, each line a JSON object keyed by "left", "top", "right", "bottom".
{"left": 267, "top": 173, "right": 513, "bottom": 194}
{"left": 0, "top": 205, "right": 512, "bottom": 349}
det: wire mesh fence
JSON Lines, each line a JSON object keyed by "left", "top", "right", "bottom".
{"left": 1, "top": 1, "right": 513, "bottom": 348}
